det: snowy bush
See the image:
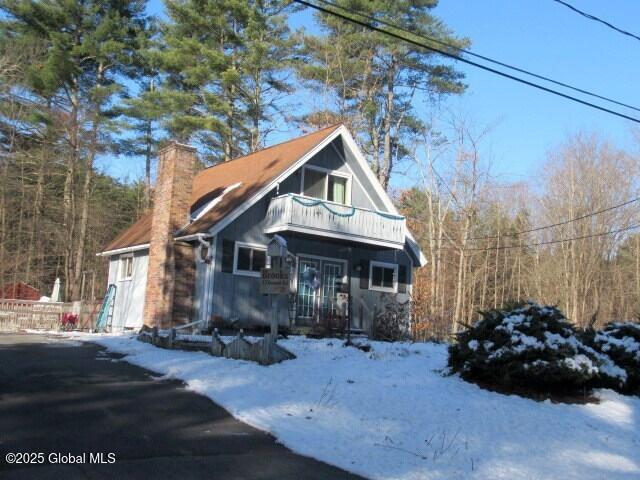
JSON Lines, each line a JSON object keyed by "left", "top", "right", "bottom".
{"left": 586, "top": 322, "right": 640, "bottom": 394}
{"left": 448, "top": 303, "right": 627, "bottom": 395}
{"left": 372, "top": 299, "right": 411, "bottom": 341}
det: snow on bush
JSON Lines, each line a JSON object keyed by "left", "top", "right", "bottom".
{"left": 587, "top": 321, "right": 640, "bottom": 394}
{"left": 448, "top": 303, "right": 626, "bottom": 394}
{"left": 372, "top": 299, "right": 411, "bottom": 341}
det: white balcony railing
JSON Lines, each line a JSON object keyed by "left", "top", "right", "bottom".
{"left": 264, "top": 194, "right": 406, "bottom": 249}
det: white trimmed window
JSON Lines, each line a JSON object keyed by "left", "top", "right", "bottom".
{"left": 233, "top": 242, "right": 267, "bottom": 277}
{"left": 369, "top": 261, "right": 398, "bottom": 293}
{"left": 301, "top": 166, "right": 351, "bottom": 205}
{"left": 119, "top": 254, "right": 134, "bottom": 280}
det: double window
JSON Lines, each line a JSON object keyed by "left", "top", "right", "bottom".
{"left": 302, "top": 166, "right": 351, "bottom": 205}
{"left": 369, "top": 261, "right": 398, "bottom": 293}
{"left": 119, "top": 254, "right": 134, "bottom": 280}
{"left": 233, "top": 242, "right": 267, "bottom": 277}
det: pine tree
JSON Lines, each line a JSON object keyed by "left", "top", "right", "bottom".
{"left": 240, "top": 1, "right": 298, "bottom": 152}
{"left": 119, "top": 19, "right": 163, "bottom": 209}
{"left": 298, "top": 0, "right": 468, "bottom": 189}
{"left": 149, "top": 0, "right": 295, "bottom": 164}
{"left": 1, "top": 0, "right": 153, "bottom": 300}
{"left": 120, "top": 78, "right": 161, "bottom": 209}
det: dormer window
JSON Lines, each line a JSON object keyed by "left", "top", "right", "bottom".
{"left": 302, "top": 166, "right": 351, "bottom": 205}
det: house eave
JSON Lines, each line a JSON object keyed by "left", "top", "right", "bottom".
{"left": 97, "top": 243, "right": 150, "bottom": 257}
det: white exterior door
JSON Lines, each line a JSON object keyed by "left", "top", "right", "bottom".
{"left": 296, "top": 255, "right": 346, "bottom": 324}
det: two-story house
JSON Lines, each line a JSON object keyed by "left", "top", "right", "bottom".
{"left": 98, "top": 124, "right": 426, "bottom": 335}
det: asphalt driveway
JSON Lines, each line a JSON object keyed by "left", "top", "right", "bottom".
{"left": 0, "top": 333, "right": 364, "bottom": 479}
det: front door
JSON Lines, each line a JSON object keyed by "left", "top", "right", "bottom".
{"left": 296, "top": 256, "right": 346, "bottom": 325}
{"left": 296, "top": 258, "right": 320, "bottom": 322}
{"left": 320, "top": 261, "right": 344, "bottom": 321}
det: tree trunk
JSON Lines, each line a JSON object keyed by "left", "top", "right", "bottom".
{"left": 71, "top": 65, "right": 104, "bottom": 300}
{"left": 63, "top": 82, "right": 80, "bottom": 301}
{"left": 379, "top": 56, "right": 396, "bottom": 190}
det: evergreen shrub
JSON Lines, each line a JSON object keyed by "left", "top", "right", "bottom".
{"left": 448, "top": 302, "right": 626, "bottom": 394}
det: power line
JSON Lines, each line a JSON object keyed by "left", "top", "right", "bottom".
{"left": 311, "top": 0, "right": 640, "bottom": 113}
{"left": 552, "top": 0, "right": 640, "bottom": 43}
{"left": 294, "top": 0, "right": 640, "bottom": 124}
{"left": 457, "top": 223, "right": 640, "bottom": 252}
{"left": 466, "top": 195, "right": 640, "bottom": 241}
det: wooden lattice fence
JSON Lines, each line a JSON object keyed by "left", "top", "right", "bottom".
{"left": 0, "top": 300, "right": 101, "bottom": 332}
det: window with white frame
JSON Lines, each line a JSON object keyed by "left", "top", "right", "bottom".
{"left": 369, "top": 261, "right": 398, "bottom": 292}
{"left": 233, "top": 242, "right": 267, "bottom": 277}
{"left": 302, "top": 166, "right": 351, "bottom": 205}
{"left": 119, "top": 254, "right": 134, "bottom": 280}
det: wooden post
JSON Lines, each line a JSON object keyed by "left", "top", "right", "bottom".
{"left": 167, "top": 328, "right": 176, "bottom": 349}
{"left": 80, "top": 272, "right": 86, "bottom": 301}
{"left": 210, "top": 328, "right": 225, "bottom": 356}
{"left": 345, "top": 298, "right": 351, "bottom": 345}
{"left": 265, "top": 235, "right": 290, "bottom": 342}
{"left": 270, "top": 257, "right": 280, "bottom": 340}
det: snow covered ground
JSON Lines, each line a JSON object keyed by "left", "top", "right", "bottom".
{"left": 65, "top": 333, "right": 639, "bottom": 480}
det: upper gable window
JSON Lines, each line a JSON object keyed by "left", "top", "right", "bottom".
{"left": 302, "top": 166, "right": 351, "bottom": 205}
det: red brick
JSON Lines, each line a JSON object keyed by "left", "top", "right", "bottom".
{"left": 143, "top": 143, "right": 196, "bottom": 329}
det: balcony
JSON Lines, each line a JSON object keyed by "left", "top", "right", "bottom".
{"left": 264, "top": 194, "right": 406, "bottom": 249}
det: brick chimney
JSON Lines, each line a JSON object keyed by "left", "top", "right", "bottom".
{"left": 143, "top": 142, "right": 197, "bottom": 329}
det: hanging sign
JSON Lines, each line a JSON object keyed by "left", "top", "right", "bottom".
{"left": 260, "top": 268, "right": 290, "bottom": 295}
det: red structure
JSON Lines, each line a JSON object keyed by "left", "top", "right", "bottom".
{"left": 0, "top": 282, "right": 41, "bottom": 301}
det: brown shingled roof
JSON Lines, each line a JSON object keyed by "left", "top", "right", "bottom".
{"left": 103, "top": 211, "right": 152, "bottom": 252}
{"left": 102, "top": 124, "right": 342, "bottom": 253}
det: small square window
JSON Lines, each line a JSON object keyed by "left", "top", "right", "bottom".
{"left": 233, "top": 243, "right": 268, "bottom": 277}
{"left": 120, "top": 256, "right": 134, "bottom": 280}
{"left": 369, "top": 261, "right": 397, "bottom": 292}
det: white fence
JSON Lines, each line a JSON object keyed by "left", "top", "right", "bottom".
{"left": 0, "top": 299, "right": 100, "bottom": 332}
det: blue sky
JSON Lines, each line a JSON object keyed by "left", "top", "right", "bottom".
{"left": 100, "top": 0, "right": 640, "bottom": 188}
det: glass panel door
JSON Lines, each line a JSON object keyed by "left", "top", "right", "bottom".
{"left": 320, "top": 261, "right": 344, "bottom": 321}
{"left": 296, "top": 258, "right": 319, "bottom": 319}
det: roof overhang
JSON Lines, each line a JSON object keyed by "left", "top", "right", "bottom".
{"left": 197, "top": 125, "right": 427, "bottom": 266}
{"left": 99, "top": 125, "right": 427, "bottom": 267}
{"left": 194, "top": 124, "right": 427, "bottom": 267}
{"left": 203, "top": 126, "right": 346, "bottom": 237}
{"left": 337, "top": 126, "right": 427, "bottom": 267}
{"left": 97, "top": 243, "right": 150, "bottom": 257}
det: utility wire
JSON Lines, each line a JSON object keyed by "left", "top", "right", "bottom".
{"left": 311, "top": 0, "right": 640, "bottom": 113}
{"left": 552, "top": 0, "right": 640, "bottom": 43}
{"left": 466, "top": 195, "right": 640, "bottom": 241}
{"left": 300, "top": 0, "right": 640, "bottom": 247}
{"left": 294, "top": 0, "right": 640, "bottom": 124}
{"left": 454, "top": 223, "right": 640, "bottom": 252}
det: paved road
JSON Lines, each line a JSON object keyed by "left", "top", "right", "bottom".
{"left": 0, "top": 333, "right": 364, "bottom": 479}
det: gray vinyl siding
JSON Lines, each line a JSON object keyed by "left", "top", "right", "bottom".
{"left": 207, "top": 139, "right": 414, "bottom": 333}
{"left": 273, "top": 137, "right": 379, "bottom": 211}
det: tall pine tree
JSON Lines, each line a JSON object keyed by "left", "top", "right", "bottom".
{"left": 298, "top": 0, "right": 468, "bottom": 189}
{"left": 1, "top": 0, "right": 152, "bottom": 299}
{"left": 148, "top": 0, "right": 296, "bottom": 164}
